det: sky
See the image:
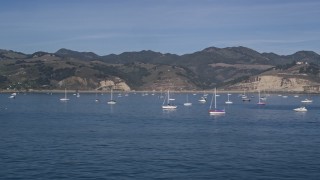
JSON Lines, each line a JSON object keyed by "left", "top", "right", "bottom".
{"left": 0, "top": 0, "right": 320, "bottom": 55}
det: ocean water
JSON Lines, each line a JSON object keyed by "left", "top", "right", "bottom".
{"left": 1, "top": 92, "right": 320, "bottom": 180}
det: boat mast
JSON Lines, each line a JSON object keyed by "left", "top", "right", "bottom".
{"left": 111, "top": 88, "right": 113, "bottom": 100}
{"left": 214, "top": 88, "right": 217, "bottom": 109}
{"left": 167, "top": 90, "right": 170, "bottom": 104}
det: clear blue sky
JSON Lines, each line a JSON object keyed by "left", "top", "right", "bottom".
{"left": 1, "top": 0, "right": 319, "bottom": 55}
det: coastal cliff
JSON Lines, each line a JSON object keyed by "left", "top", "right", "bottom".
{"left": 226, "top": 75, "right": 319, "bottom": 92}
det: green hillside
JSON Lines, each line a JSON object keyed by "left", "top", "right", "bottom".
{"left": 0, "top": 47, "right": 319, "bottom": 91}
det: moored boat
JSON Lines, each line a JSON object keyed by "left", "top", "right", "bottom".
{"left": 301, "top": 99, "right": 312, "bottom": 103}
{"left": 162, "top": 90, "right": 177, "bottom": 109}
{"left": 209, "top": 88, "right": 225, "bottom": 115}
{"left": 293, "top": 106, "right": 307, "bottom": 112}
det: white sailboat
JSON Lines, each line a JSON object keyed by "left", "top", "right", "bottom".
{"left": 159, "top": 89, "right": 164, "bottom": 99}
{"left": 107, "top": 88, "right": 116, "bottom": 104}
{"left": 209, "top": 88, "right": 225, "bottom": 115}
{"left": 260, "top": 90, "right": 267, "bottom": 101}
{"left": 95, "top": 91, "right": 99, "bottom": 102}
{"left": 241, "top": 89, "right": 250, "bottom": 101}
{"left": 257, "top": 90, "right": 266, "bottom": 105}
{"left": 60, "top": 88, "right": 70, "bottom": 101}
{"left": 225, "top": 93, "right": 233, "bottom": 104}
{"left": 162, "top": 90, "right": 177, "bottom": 109}
{"left": 184, "top": 94, "right": 192, "bottom": 106}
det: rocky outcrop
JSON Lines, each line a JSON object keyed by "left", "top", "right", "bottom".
{"left": 58, "top": 76, "right": 131, "bottom": 91}
{"left": 116, "top": 82, "right": 131, "bottom": 91}
{"left": 98, "top": 78, "right": 131, "bottom": 91}
{"left": 99, "top": 80, "right": 115, "bottom": 89}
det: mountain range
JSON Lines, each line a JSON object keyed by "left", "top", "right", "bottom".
{"left": 0, "top": 46, "right": 319, "bottom": 92}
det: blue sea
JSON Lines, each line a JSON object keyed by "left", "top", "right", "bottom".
{"left": 1, "top": 92, "right": 320, "bottom": 180}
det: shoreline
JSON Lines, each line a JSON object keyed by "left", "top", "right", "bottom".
{"left": 1, "top": 89, "right": 319, "bottom": 94}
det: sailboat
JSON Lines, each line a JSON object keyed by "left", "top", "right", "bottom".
{"left": 162, "top": 90, "right": 177, "bottom": 109}
{"left": 225, "top": 93, "right": 233, "bottom": 104}
{"left": 60, "top": 88, "right": 70, "bottom": 101}
{"left": 241, "top": 89, "right": 250, "bottom": 101}
{"left": 107, "top": 88, "right": 116, "bottom": 104}
{"left": 95, "top": 91, "right": 99, "bottom": 102}
{"left": 159, "top": 89, "right": 164, "bottom": 99}
{"left": 184, "top": 94, "right": 192, "bottom": 106}
{"left": 257, "top": 90, "right": 266, "bottom": 105}
{"left": 209, "top": 88, "right": 225, "bottom": 115}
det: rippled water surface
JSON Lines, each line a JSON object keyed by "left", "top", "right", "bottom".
{"left": 1, "top": 92, "right": 320, "bottom": 179}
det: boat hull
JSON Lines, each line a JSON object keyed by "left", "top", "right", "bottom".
{"left": 209, "top": 110, "right": 225, "bottom": 115}
{"left": 162, "top": 105, "right": 177, "bottom": 109}
{"left": 301, "top": 100, "right": 312, "bottom": 103}
{"left": 293, "top": 107, "right": 307, "bottom": 112}
{"left": 257, "top": 102, "right": 266, "bottom": 105}
{"left": 107, "top": 100, "right": 116, "bottom": 104}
